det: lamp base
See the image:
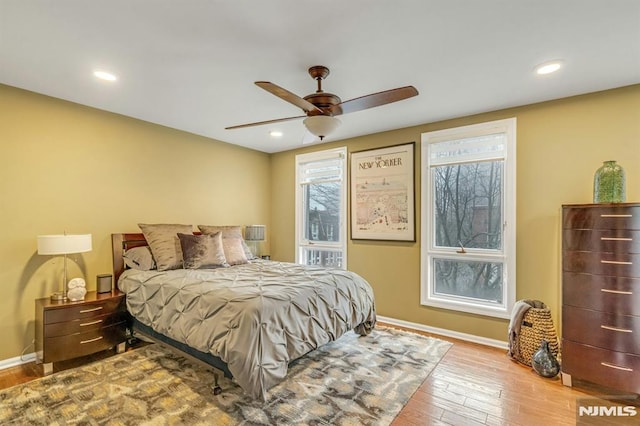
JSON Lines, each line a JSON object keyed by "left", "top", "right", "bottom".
{"left": 50, "top": 292, "right": 67, "bottom": 302}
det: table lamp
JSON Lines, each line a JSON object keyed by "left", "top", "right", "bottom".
{"left": 244, "top": 225, "right": 266, "bottom": 258}
{"left": 37, "top": 233, "right": 92, "bottom": 301}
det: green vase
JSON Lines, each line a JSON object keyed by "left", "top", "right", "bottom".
{"left": 593, "top": 160, "right": 626, "bottom": 203}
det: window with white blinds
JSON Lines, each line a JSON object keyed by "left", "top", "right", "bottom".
{"left": 421, "top": 118, "right": 516, "bottom": 319}
{"left": 295, "top": 147, "right": 347, "bottom": 268}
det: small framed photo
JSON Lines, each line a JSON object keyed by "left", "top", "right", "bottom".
{"left": 350, "top": 142, "right": 415, "bottom": 241}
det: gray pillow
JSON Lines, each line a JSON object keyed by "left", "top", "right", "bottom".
{"left": 123, "top": 246, "right": 156, "bottom": 270}
{"left": 197, "top": 225, "right": 256, "bottom": 260}
{"left": 138, "top": 223, "right": 193, "bottom": 271}
{"left": 177, "top": 232, "right": 228, "bottom": 269}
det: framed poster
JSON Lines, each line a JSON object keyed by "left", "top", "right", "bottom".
{"left": 350, "top": 142, "right": 415, "bottom": 241}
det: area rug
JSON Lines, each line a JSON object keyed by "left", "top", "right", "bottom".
{"left": 0, "top": 327, "right": 452, "bottom": 425}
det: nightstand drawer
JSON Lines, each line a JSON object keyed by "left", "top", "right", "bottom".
{"left": 44, "top": 297, "right": 125, "bottom": 324}
{"left": 44, "top": 311, "right": 129, "bottom": 337}
{"left": 563, "top": 206, "right": 640, "bottom": 230}
{"left": 562, "top": 339, "right": 640, "bottom": 394}
{"left": 562, "top": 272, "right": 640, "bottom": 316}
{"left": 563, "top": 305, "right": 640, "bottom": 353}
{"left": 43, "top": 322, "right": 127, "bottom": 363}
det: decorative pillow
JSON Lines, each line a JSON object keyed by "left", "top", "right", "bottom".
{"left": 177, "top": 232, "right": 228, "bottom": 269}
{"left": 220, "top": 235, "right": 249, "bottom": 265}
{"left": 123, "top": 246, "right": 156, "bottom": 271}
{"left": 138, "top": 223, "right": 193, "bottom": 271}
{"left": 197, "top": 225, "right": 255, "bottom": 261}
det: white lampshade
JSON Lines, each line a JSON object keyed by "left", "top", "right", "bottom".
{"left": 244, "top": 225, "right": 266, "bottom": 242}
{"left": 37, "top": 234, "right": 92, "bottom": 255}
{"left": 303, "top": 115, "right": 341, "bottom": 140}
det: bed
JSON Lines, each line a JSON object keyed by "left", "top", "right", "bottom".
{"left": 111, "top": 231, "right": 377, "bottom": 400}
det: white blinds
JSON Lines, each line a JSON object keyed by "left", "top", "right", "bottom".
{"left": 299, "top": 153, "right": 344, "bottom": 184}
{"left": 429, "top": 133, "right": 506, "bottom": 166}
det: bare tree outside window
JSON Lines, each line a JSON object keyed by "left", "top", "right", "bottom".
{"left": 305, "top": 182, "right": 340, "bottom": 242}
{"left": 432, "top": 161, "right": 504, "bottom": 303}
{"left": 433, "top": 162, "right": 502, "bottom": 250}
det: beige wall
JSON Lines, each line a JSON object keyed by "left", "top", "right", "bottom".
{"left": 270, "top": 84, "right": 640, "bottom": 342}
{"left": 0, "top": 84, "right": 271, "bottom": 360}
{"left": 2, "top": 83, "right": 638, "bottom": 362}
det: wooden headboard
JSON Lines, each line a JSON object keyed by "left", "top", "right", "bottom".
{"left": 111, "top": 233, "right": 149, "bottom": 283}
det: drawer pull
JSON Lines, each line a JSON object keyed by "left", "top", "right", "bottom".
{"left": 79, "top": 307, "right": 104, "bottom": 313}
{"left": 80, "top": 336, "right": 104, "bottom": 344}
{"left": 601, "top": 288, "right": 633, "bottom": 295}
{"left": 600, "top": 214, "right": 633, "bottom": 218}
{"left": 601, "top": 362, "right": 633, "bottom": 372}
{"left": 600, "top": 237, "right": 633, "bottom": 241}
{"left": 600, "top": 325, "right": 633, "bottom": 333}
{"left": 79, "top": 320, "right": 103, "bottom": 327}
{"left": 600, "top": 260, "right": 633, "bottom": 265}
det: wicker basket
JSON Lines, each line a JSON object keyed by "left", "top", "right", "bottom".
{"left": 515, "top": 301, "right": 559, "bottom": 366}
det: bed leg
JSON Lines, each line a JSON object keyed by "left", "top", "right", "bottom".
{"left": 126, "top": 326, "right": 140, "bottom": 346}
{"left": 211, "top": 371, "right": 223, "bottom": 395}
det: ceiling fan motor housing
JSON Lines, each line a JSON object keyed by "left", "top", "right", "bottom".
{"left": 303, "top": 92, "right": 342, "bottom": 116}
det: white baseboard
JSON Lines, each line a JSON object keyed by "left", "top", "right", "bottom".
{"left": 0, "top": 352, "right": 36, "bottom": 371}
{"left": 377, "top": 315, "right": 509, "bottom": 350}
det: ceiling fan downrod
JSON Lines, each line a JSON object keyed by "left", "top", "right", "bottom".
{"left": 308, "top": 65, "right": 330, "bottom": 93}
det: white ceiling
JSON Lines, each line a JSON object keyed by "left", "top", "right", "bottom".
{"left": 1, "top": 1, "right": 639, "bottom": 153}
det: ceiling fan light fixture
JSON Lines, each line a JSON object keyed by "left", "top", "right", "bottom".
{"left": 303, "top": 115, "right": 341, "bottom": 140}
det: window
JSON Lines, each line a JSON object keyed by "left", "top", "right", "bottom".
{"left": 295, "top": 147, "right": 347, "bottom": 268}
{"left": 421, "top": 118, "right": 516, "bottom": 318}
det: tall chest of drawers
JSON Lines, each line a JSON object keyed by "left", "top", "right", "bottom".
{"left": 562, "top": 203, "right": 640, "bottom": 393}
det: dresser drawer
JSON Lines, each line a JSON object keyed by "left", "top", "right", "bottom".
{"left": 561, "top": 339, "right": 640, "bottom": 394}
{"left": 44, "top": 311, "right": 129, "bottom": 337}
{"left": 44, "top": 297, "right": 125, "bottom": 324}
{"left": 563, "top": 229, "right": 640, "bottom": 253}
{"left": 563, "top": 206, "right": 640, "bottom": 230}
{"left": 43, "top": 322, "right": 127, "bottom": 363}
{"left": 563, "top": 251, "right": 640, "bottom": 277}
{"left": 563, "top": 305, "right": 640, "bottom": 354}
{"left": 563, "top": 272, "right": 640, "bottom": 316}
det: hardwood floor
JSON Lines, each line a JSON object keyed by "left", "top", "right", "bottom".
{"left": 390, "top": 326, "right": 639, "bottom": 425}
{"left": 0, "top": 329, "right": 637, "bottom": 425}
{"left": 0, "top": 345, "right": 138, "bottom": 390}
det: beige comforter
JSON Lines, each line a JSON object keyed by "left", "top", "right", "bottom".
{"left": 118, "top": 260, "right": 376, "bottom": 400}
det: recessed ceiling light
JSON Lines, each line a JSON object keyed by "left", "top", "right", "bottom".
{"left": 93, "top": 70, "right": 117, "bottom": 81}
{"left": 535, "top": 61, "right": 563, "bottom": 75}
{"left": 269, "top": 131, "right": 283, "bottom": 138}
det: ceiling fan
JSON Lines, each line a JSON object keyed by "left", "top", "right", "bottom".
{"left": 226, "top": 65, "right": 419, "bottom": 141}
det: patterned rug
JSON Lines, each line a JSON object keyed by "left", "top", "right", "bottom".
{"left": 0, "top": 327, "right": 452, "bottom": 425}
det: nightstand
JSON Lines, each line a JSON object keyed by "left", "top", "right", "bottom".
{"left": 35, "top": 290, "right": 129, "bottom": 375}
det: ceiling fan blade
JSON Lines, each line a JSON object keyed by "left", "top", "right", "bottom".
{"left": 225, "top": 115, "right": 306, "bottom": 130}
{"left": 255, "top": 81, "right": 324, "bottom": 114}
{"left": 330, "top": 86, "right": 418, "bottom": 115}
